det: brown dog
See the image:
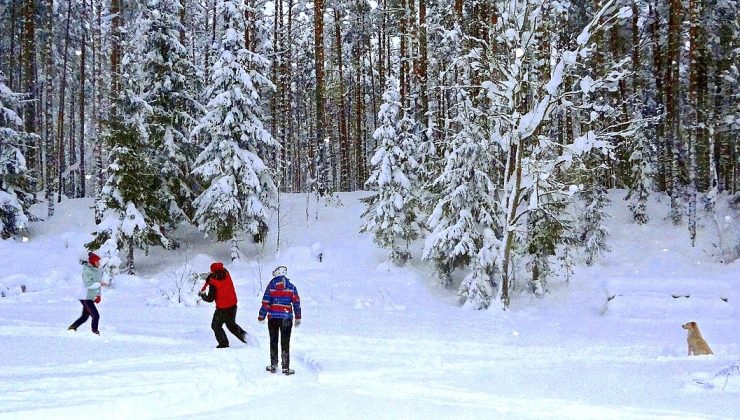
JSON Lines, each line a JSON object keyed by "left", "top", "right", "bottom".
{"left": 682, "top": 321, "right": 714, "bottom": 356}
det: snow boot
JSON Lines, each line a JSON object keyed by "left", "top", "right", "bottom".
{"left": 216, "top": 344, "right": 229, "bottom": 348}
{"left": 266, "top": 365, "right": 278, "bottom": 373}
{"left": 67, "top": 326, "right": 76, "bottom": 331}
{"left": 281, "top": 351, "right": 290, "bottom": 369}
{"left": 281, "top": 351, "right": 293, "bottom": 375}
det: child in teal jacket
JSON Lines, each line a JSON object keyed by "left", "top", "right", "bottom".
{"left": 68, "top": 252, "right": 106, "bottom": 334}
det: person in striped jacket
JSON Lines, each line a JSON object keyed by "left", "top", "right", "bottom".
{"left": 258, "top": 266, "right": 301, "bottom": 374}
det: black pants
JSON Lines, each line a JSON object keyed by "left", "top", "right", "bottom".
{"left": 268, "top": 318, "right": 293, "bottom": 368}
{"left": 70, "top": 299, "right": 100, "bottom": 333}
{"left": 211, "top": 305, "right": 246, "bottom": 347}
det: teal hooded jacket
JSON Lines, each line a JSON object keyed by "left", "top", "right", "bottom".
{"left": 80, "top": 262, "right": 103, "bottom": 300}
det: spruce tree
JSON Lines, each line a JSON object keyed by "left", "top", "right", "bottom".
{"left": 0, "top": 71, "right": 36, "bottom": 239}
{"left": 88, "top": 82, "right": 173, "bottom": 277}
{"left": 423, "top": 88, "right": 498, "bottom": 294}
{"left": 626, "top": 116, "right": 652, "bottom": 225}
{"left": 191, "top": 0, "right": 278, "bottom": 260}
{"left": 141, "top": 0, "right": 202, "bottom": 224}
{"left": 361, "top": 78, "right": 423, "bottom": 264}
{"left": 578, "top": 179, "right": 611, "bottom": 266}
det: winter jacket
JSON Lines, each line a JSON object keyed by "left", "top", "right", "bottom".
{"left": 80, "top": 262, "right": 103, "bottom": 300}
{"left": 201, "top": 270, "right": 238, "bottom": 309}
{"left": 258, "top": 276, "right": 301, "bottom": 321}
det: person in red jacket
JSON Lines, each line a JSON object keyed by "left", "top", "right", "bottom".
{"left": 199, "top": 262, "right": 247, "bottom": 348}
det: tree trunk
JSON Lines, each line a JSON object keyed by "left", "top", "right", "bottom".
{"left": 79, "top": 0, "right": 88, "bottom": 198}
{"left": 334, "top": 9, "right": 350, "bottom": 191}
{"left": 93, "top": 0, "right": 103, "bottom": 198}
{"left": 126, "top": 238, "right": 135, "bottom": 274}
{"left": 271, "top": 0, "right": 281, "bottom": 141}
{"left": 501, "top": 136, "right": 524, "bottom": 309}
{"left": 687, "top": 0, "right": 700, "bottom": 245}
{"left": 8, "top": 0, "right": 18, "bottom": 91}
{"left": 650, "top": 3, "right": 667, "bottom": 192}
{"left": 666, "top": 0, "right": 683, "bottom": 223}
{"left": 110, "top": 0, "right": 121, "bottom": 98}
{"left": 399, "top": 0, "right": 408, "bottom": 107}
{"left": 355, "top": 36, "right": 365, "bottom": 189}
{"left": 56, "top": 0, "right": 72, "bottom": 204}
{"left": 417, "top": 0, "right": 428, "bottom": 118}
{"left": 314, "top": 0, "right": 327, "bottom": 194}
{"left": 204, "top": 0, "right": 213, "bottom": 72}
{"left": 631, "top": 1, "right": 640, "bottom": 96}
{"left": 44, "top": 0, "right": 54, "bottom": 218}
{"left": 179, "top": 0, "right": 186, "bottom": 45}
{"left": 283, "top": 0, "right": 294, "bottom": 191}
{"left": 454, "top": 0, "right": 462, "bottom": 19}
{"left": 22, "top": 0, "right": 37, "bottom": 168}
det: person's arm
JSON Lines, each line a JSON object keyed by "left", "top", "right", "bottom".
{"left": 200, "top": 278, "right": 216, "bottom": 303}
{"left": 257, "top": 283, "right": 272, "bottom": 320}
{"left": 292, "top": 286, "right": 301, "bottom": 320}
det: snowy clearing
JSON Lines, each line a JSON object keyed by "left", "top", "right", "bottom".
{"left": 1, "top": 191, "right": 738, "bottom": 419}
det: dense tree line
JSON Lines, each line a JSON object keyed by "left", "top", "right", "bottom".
{"left": 1, "top": 0, "right": 737, "bottom": 306}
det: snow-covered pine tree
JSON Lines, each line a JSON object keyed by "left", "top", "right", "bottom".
{"left": 0, "top": 71, "right": 36, "bottom": 239}
{"left": 88, "top": 74, "right": 173, "bottom": 278}
{"left": 191, "top": 0, "right": 278, "bottom": 260}
{"left": 423, "top": 86, "right": 499, "bottom": 295}
{"left": 361, "top": 78, "right": 423, "bottom": 264}
{"left": 578, "top": 178, "right": 611, "bottom": 266}
{"left": 141, "top": 0, "right": 202, "bottom": 225}
{"left": 626, "top": 114, "right": 652, "bottom": 225}
{"left": 522, "top": 157, "right": 572, "bottom": 297}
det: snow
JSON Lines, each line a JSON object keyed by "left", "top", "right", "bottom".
{"left": 1, "top": 192, "right": 739, "bottom": 418}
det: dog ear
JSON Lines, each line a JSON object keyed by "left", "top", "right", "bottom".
{"left": 691, "top": 321, "right": 697, "bottom": 327}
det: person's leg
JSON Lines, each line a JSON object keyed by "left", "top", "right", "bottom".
{"left": 280, "top": 319, "right": 293, "bottom": 369}
{"left": 268, "top": 318, "right": 281, "bottom": 367}
{"left": 211, "top": 309, "right": 229, "bottom": 347}
{"left": 69, "top": 300, "right": 91, "bottom": 330}
{"left": 223, "top": 305, "right": 247, "bottom": 343}
{"left": 86, "top": 301, "right": 100, "bottom": 333}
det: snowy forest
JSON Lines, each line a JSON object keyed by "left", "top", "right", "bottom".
{"left": 1, "top": 0, "right": 738, "bottom": 310}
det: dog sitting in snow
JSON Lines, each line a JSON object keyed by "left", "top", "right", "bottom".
{"left": 682, "top": 321, "right": 714, "bottom": 356}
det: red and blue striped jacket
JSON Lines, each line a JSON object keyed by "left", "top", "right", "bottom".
{"left": 258, "top": 276, "right": 301, "bottom": 321}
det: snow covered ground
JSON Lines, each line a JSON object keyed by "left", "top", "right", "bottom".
{"left": 1, "top": 191, "right": 738, "bottom": 419}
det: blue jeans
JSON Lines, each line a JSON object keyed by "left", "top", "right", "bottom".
{"left": 70, "top": 299, "right": 100, "bottom": 333}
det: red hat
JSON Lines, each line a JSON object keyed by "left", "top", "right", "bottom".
{"left": 210, "top": 262, "right": 224, "bottom": 273}
{"left": 88, "top": 252, "right": 101, "bottom": 266}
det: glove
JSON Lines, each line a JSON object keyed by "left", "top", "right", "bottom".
{"left": 258, "top": 317, "right": 265, "bottom": 324}
{"left": 94, "top": 296, "right": 101, "bottom": 304}
{"left": 294, "top": 319, "right": 301, "bottom": 327}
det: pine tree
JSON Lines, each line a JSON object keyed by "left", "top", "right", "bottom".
{"left": 191, "top": 0, "right": 278, "bottom": 260}
{"left": 141, "top": 0, "right": 202, "bottom": 224}
{"left": 0, "top": 71, "right": 36, "bottom": 239}
{"left": 361, "top": 78, "right": 423, "bottom": 264}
